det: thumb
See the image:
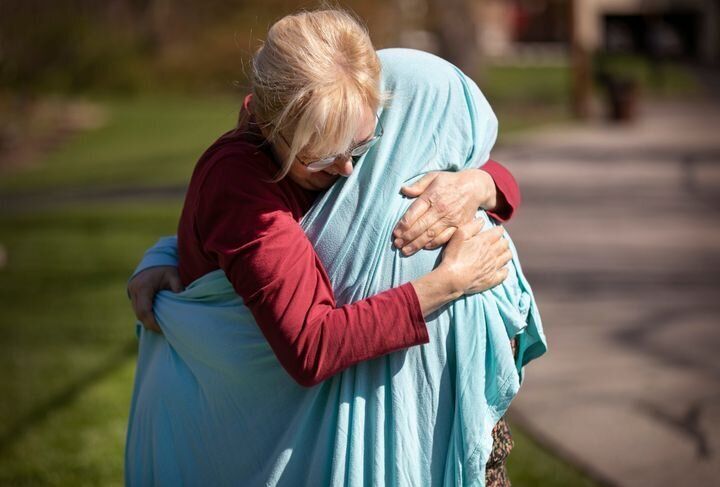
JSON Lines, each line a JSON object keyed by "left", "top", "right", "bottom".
{"left": 401, "top": 172, "right": 437, "bottom": 197}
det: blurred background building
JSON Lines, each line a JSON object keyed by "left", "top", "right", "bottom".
{"left": 472, "top": 0, "right": 719, "bottom": 63}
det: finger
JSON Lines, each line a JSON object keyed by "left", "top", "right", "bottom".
{"left": 139, "top": 311, "right": 163, "bottom": 334}
{"left": 167, "top": 273, "right": 184, "bottom": 293}
{"left": 400, "top": 172, "right": 438, "bottom": 197}
{"left": 492, "top": 226, "right": 507, "bottom": 243}
{"left": 487, "top": 233, "right": 510, "bottom": 259}
{"left": 487, "top": 225, "right": 505, "bottom": 241}
{"left": 399, "top": 205, "right": 446, "bottom": 250}
{"left": 477, "top": 226, "right": 504, "bottom": 248}
{"left": 401, "top": 219, "right": 449, "bottom": 256}
{"left": 393, "top": 197, "right": 432, "bottom": 244}
{"left": 496, "top": 248, "right": 513, "bottom": 268}
{"left": 133, "top": 292, "right": 160, "bottom": 332}
{"left": 489, "top": 227, "right": 509, "bottom": 245}
{"left": 493, "top": 267, "right": 509, "bottom": 286}
{"left": 142, "top": 318, "right": 163, "bottom": 334}
{"left": 461, "top": 218, "right": 485, "bottom": 239}
{"left": 425, "top": 226, "right": 457, "bottom": 249}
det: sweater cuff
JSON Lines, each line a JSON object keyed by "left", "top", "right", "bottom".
{"left": 479, "top": 160, "right": 521, "bottom": 222}
{"left": 398, "top": 282, "right": 430, "bottom": 345}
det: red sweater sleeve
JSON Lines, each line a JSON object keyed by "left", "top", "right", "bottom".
{"left": 480, "top": 159, "right": 521, "bottom": 222}
{"left": 196, "top": 158, "right": 429, "bottom": 387}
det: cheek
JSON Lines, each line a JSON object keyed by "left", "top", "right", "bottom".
{"left": 285, "top": 163, "right": 332, "bottom": 189}
{"left": 284, "top": 162, "right": 312, "bottom": 188}
{"left": 289, "top": 161, "right": 310, "bottom": 179}
{"left": 311, "top": 171, "right": 339, "bottom": 188}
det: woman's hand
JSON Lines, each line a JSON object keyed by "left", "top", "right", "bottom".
{"left": 410, "top": 219, "right": 511, "bottom": 316}
{"left": 440, "top": 220, "right": 510, "bottom": 295}
{"left": 127, "top": 266, "right": 184, "bottom": 334}
{"left": 393, "top": 169, "right": 497, "bottom": 256}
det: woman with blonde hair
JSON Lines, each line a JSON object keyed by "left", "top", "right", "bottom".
{"left": 126, "top": 9, "right": 545, "bottom": 486}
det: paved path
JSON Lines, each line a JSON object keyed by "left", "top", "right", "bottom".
{"left": 498, "top": 100, "right": 720, "bottom": 487}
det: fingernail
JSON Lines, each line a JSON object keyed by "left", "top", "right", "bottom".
{"left": 402, "top": 246, "right": 413, "bottom": 255}
{"left": 394, "top": 238, "right": 404, "bottom": 247}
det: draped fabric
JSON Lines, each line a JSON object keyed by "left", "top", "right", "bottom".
{"left": 125, "top": 48, "right": 546, "bottom": 487}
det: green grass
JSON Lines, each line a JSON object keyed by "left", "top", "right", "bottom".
{"left": 0, "top": 203, "right": 181, "bottom": 442}
{"left": 0, "top": 83, "right": 572, "bottom": 195}
{"left": 480, "top": 64, "right": 572, "bottom": 140}
{"left": 594, "top": 53, "right": 700, "bottom": 97}
{"left": 477, "top": 59, "right": 699, "bottom": 141}
{"left": 508, "top": 421, "right": 600, "bottom": 487}
{"left": 482, "top": 57, "right": 699, "bottom": 104}
{"left": 483, "top": 64, "right": 571, "bottom": 107}
{"left": 0, "top": 94, "right": 239, "bottom": 193}
{"left": 0, "top": 359, "right": 136, "bottom": 486}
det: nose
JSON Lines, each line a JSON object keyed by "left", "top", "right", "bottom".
{"left": 334, "top": 156, "right": 354, "bottom": 177}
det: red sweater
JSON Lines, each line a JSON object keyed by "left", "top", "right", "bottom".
{"left": 177, "top": 123, "right": 521, "bottom": 387}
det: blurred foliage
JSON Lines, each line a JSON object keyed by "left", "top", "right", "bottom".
{"left": 594, "top": 52, "right": 700, "bottom": 97}
{"left": 483, "top": 64, "right": 571, "bottom": 107}
{"left": 481, "top": 63, "right": 571, "bottom": 137}
{"left": 0, "top": 0, "right": 401, "bottom": 95}
{"left": 507, "top": 420, "right": 600, "bottom": 487}
{"left": 1, "top": 1, "right": 150, "bottom": 94}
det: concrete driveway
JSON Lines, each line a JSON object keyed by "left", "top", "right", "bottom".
{"left": 500, "top": 99, "right": 720, "bottom": 487}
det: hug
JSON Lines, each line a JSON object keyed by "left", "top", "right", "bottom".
{"left": 125, "top": 9, "right": 546, "bottom": 487}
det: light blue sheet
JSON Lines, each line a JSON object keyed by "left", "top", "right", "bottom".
{"left": 125, "top": 48, "right": 546, "bottom": 487}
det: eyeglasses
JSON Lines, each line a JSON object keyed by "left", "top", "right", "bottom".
{"left": 278, "top": 114, "right": 384, "bottom": 172}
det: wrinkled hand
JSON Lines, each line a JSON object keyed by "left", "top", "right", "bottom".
{"left": 127, "top": 266, "right": 184, "bottom": 334}
{"left": 393, "top": 169, "right": 497, "bottom": 256}
{"left": 441, "top": 221, "right": 511, "bottom": 294}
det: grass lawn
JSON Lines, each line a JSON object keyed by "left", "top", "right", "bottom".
{"left": 0, "top": 359, "right": 136, "bottom": 487}
{"left": 479, "top": 58, "right": 699, "bottom": 141}
{"left": 0, "top": 203, "right": 181, "bottom": 445}
{"left": 0, "top": 72, "right": 577, "bottom": 195}
{"left": 593, "top": 53, "right": 700, "bottom": 96}
{"left": 0, "top": 94, "right": 240, "bottom": 193}
{"left": 507, "top": 420, "right": 599, "bottom": 487}
{"left": 481, "top": 63, "right": 573, "bottom": 140}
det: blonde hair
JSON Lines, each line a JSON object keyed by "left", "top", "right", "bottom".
{"left": 248, "top": 9, "right": 384, "bottom": 180}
